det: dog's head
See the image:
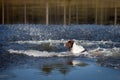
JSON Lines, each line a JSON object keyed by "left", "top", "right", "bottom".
{"left": 64, "top": 40, "right": 74, "bottom": 50}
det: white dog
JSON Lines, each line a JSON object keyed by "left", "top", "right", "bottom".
{"left": 64, "top": 40, "right": 88, "bottom": 56}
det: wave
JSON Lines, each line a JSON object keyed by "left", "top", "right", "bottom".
{"left": 2, "top": 40, "right": 120, "bottom": 58}
{"left": 0, "top": 25, "right": 120, "bottom": 70}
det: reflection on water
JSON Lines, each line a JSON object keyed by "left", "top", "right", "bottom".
{"left": 0, "top": 56, "right": 120, "bottom": 80}
{"left": 0, "top": 56, "right": 90, "bottom": 80}
{"left": 41, "top": 60, "right": 88, "bottom": 75}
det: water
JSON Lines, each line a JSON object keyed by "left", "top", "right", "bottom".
{"left": 0, "top": 24, "right": 120, "bottom": 80}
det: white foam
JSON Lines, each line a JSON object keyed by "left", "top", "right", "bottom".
{"left": 3, "top": 40, "right": 120, "bottom": 58}
{"left": 8, "top": 49, "right": 73, "bottom": 57}
{"left": 89, "top": 47, "right": 120, "bottom": 57}
{"left": 8, "top": 49, "right": 56, "bottom": 57}
{"left": 15, "top": 39, "right": 65, "bottom": 44}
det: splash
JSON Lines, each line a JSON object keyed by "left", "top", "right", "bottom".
{"left": 0, "top": 24, "right": 120, "bottom": 69}
{"left": 1, "top": 40, "right": 119, "bottom": 58}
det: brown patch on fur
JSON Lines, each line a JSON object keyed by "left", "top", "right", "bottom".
{"left": 65, "top": 40, "right": 74, "bottom": 50}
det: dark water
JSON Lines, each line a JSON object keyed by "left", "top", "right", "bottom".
{"left": 0, "top": 24, "right": 120, "bottom": 80}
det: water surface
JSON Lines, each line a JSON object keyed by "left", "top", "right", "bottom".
{"left": 0, "top": 24, "right": 120, "bottom": 80}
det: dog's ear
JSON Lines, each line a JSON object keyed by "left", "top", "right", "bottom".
{"left": 65, "top": 40, "right": 74, "bottom": 50}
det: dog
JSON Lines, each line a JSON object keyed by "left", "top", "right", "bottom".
{"left": 64, "top": 40, "right": 88, "bottom": 56}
